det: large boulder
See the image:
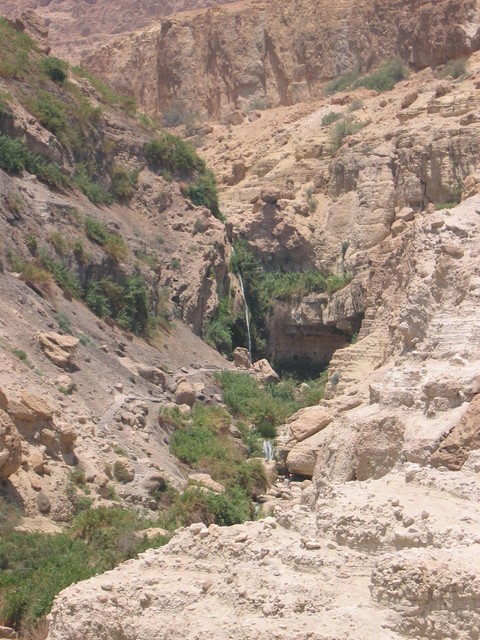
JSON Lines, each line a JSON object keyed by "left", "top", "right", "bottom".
{"left": 233, "top": 347, "right": 252, "bottom": 369}
{"left": 38, "top": 332, "right": 79, "bottom": 368}
{"left": 252, "top": 359, "right": 280, "bottom": 384}
{"left": 288, "top": 406, "right": 333, "bottom": 442}
{"left": 0, "top": 409, "right": 22, "bottom": 480}
{"left": 174, "top": 381, "right": 196, "bottom": 407}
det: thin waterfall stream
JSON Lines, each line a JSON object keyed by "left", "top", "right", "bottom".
{"left": 232, "top": 247, "right": 253, "bottom": 359}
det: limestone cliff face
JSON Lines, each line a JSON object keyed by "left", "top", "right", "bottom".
{"left": 84, "top": 0, "right": 480, "bottom": 118}
{"left": 1, "top": 0, "right": 239, "bottom": 61}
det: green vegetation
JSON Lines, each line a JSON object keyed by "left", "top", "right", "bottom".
{"left": 0, "top": 17, "right": 36, "bottom": 80}
{"left": 325, "top": 58, "right": 408, "bottom": 95}
{"left": 355, "top": 57, "right": 408, "bottom": 92}
{"left": 439, "top": 57, "right": 467, "bottom": 80}
{"left": 184, "top": 169, "right": 222, "bottom": 219}
{"left": 75, "top": 165, "right": 112, "bottom": 205}
{"left": 54, "top": 311, "right": 73, "bottom": 334}
{"left": 145, "top": 135, "right": 222, "bottom": 219}
{"left": 110, "top": 164, "right": 139, "bottom": 200}
{"left": 162, "top": 100, "right": 200, "bottom": 134}
{"left": 85, "top": 274, "right": 151, "bottom": 336}
{"left": 329, "top": 117, "right": 368, "bottom": 152}
{"left": 72, "top": 66, "right": 137, "bottom": 114}
{"left": 321, "top": 111, "right": 342, "bottom": 126}
{"left": 216, "top": 371, "right": 300, "bottom": 439}
{"left": 305, "top": 187, "right": 318, "bottom": 213}
{"left": 0, "top": 133, "right": 70, "bottom": 189}
{"left": 40, "top": 56, "right": 68, "bottom": 84}
{"left": 0, "top": 502, "right": 169, "bottom": 633}
{"left": 27, "top": 91, "right": 68, "bottom": 136}
{"left": 325, "top": 68, "right": 360, "bottom": 95}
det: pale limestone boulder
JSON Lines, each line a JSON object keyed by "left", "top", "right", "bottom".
{"left": 29, "top": 450, "right": 45, "bottom": 474}
{"left": 0, "top": 409, "right": 22, "bottom": 479}
{"left": 287, "top": 430, "right": 328, "bottom": 476}
{"left": 189, "top": 473, "right": 224, "bottom": 494}
{"left": 38, "top": 332, "right": 79, "bottom": 368}
{"left": 288, "top": 406, "right": 333, "bottom": 442}
{"left": 233, "top": 347, "right": 251, "bottom": 369}
{"left": 174, "top": 381, "right": 196, "bottom": 407}
{"left": 20, "top": 393, "right": 53, "bottom": 421}
{"left": 252, "top": 359, "right": 279, "bottom": 384}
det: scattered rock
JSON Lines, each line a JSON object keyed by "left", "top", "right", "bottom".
{"left": 38, "top": 332, "right": 79, "bottom": 368}
{"left": 0, "top": 409, "right": 22, "bottom": 480}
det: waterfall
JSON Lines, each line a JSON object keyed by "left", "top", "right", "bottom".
{"left": 263, "top": 439, "right": 274, "bottom": 461}
{"left": 232, "top": 246, "right": 252, "bottom": 359}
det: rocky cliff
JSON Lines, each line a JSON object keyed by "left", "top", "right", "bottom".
{"left": 84, "top": 0, "right": 480, "bottom": 118}
{"left": 1, "top": 0, "right": 239, "bottom": 61}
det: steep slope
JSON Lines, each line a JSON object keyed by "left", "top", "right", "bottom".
{"left": 1, "top": 0, "right": 239, "bottom": 61}
{"left": 0, "top": 14, "right": 236, "bottom": 532}
{"left": 83, "top": 0, "right": 480, "bottom": 118}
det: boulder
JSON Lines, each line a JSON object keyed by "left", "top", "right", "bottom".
{"left": 38, "top": 332, "right": 79, "bottom": 368}
{"left": 137, "top": 365, "right": 166, "bottom": 389}
{"left": 354, "top": 415, "right": 404, "bottom": 480}
{"left": 20, "top": 393, "right": 53, "bottom": 421}
{"left": 286, "top": 430, "right": 328, "bottom": 476}
{"left": 174, "top": 381, "right": 196, "bottom": 407}
{"left": 233, "top": 347, "right": 252, "bottom": 369}
{"left": 252, "top": 359, "right": 280, "bottom": 384}
{"left": 0, "top": 409, "right": 22, "bottom": 480}
{"left": 288, "top": 406, "right": 333, "bottom": 442}
{"left": 189, "top": 473, "right": 225, "bottom": 494}
{"left": 261, "top": 186, "right": 282, "bottom": 203}
{"left": 37, "top": 491, "right": 51, "bottom": 514}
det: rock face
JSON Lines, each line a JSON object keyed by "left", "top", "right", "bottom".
{"left": 84, "top": 0, "right": 480, "bottom": 118}
{"left": 0, "top": 0, "right": 240, "bottom": 62}
{"left": 0, "top": 409, "right": 22, "bottom": 480}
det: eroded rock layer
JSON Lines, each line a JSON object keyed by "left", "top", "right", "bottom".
{"left": 84, "top": 0, "right": 480, "bottom": 117}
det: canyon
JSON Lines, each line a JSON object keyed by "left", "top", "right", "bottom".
{"left": 0, "top": 1, "right": 480, "bottom": 640}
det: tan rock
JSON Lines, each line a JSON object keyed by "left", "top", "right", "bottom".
{"left": 431, "top": 395, "right": 480, "bottom": 470}
{"left": 20, "top": 393, "right": 53, "bottom": 421}
{"left": 0, "top": 409, "right": 22, "bottom": 480}
{"left": 233, "top": 347, "right": 252, "bottom": 369}
{"left": 38, "top": 332, "right": 79, "bottom": 368}
{"left": 174, "top": 381, "right": 196, "bottom": 407}
{"left": 29, "top": 450, "right": 45, "bottom": 474}
{"left": 288, "top": 406, "right": 333, "bottom": 442}
{"left": 189, "top": 473, "right": 225, "bottom": 494}
{"left": 252, "top": 359, "right": 280, "bottom": 384}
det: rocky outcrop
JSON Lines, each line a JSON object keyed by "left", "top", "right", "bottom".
{"left": 38, "top": 332, "right": 79, "bottom": 369}
{"left": 84, "top": 0, "right": 480, "bottom": 118}
{"left": 0, "top": 409, "right": 22, "bottom": 480}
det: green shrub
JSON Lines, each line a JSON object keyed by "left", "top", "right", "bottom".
{"left": 0, "top": 135, "right": 29, "bottom": 173}
{"left": 103, "top": 233, "right": 128, "bottom": 263}
{"left": 112, "top": 460, "right": 131, "bottom": 483}
{"left": 40, "top": 56, "right": 68, "bottom": 84}
{"left": 144, "top": 133, "right": 204, "bottom": 175}
{"left": 110, "top": 165, "right": 139, "bottom": 200}
{"left": 75, "top": 165, "right": 112, "bottom": 205}
{"left": 0, "top": 18, "right": 35, "bottom": 80}
{"left": 27, "top": 91, "right": 68, "bottom": 135}
{"left": 184, "top": 169, "right": 222, "bottom": 219}
{"left": 37, "top": 249, "right": 82, "bottom": 298}
{"left": 84, "top": 216, "right": 108, "bottom": 244}
{"left": 325, "top": 69, "right": 360, "bottom": 95}
{"left": 204, "top": 297, "right": 234, "bottom": 355}
{"left": 439, "top": 57, "right": 467, "bottom": 79}
{"left": 216, "top": 371, "right": 300, "bottom": 438}
{"left": 330, "top": 118, "right": 367, "bottom": 152}
{"left": 355, "top": 57, "right": 408, "bottom": 92}
{"left": 347, "top": 99, "right": 364, "bottom": 112}
{"left": 321, "top": 111, "right": 342, "bottom": 126}
{"left": 54, "top": 311, "right": 72, "bottom": 334}
{"left": 170, "top": 425, "right": 227, "bottom": 466}
{"left": 0, "top": 134, "right": 70, "bottom": 189}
